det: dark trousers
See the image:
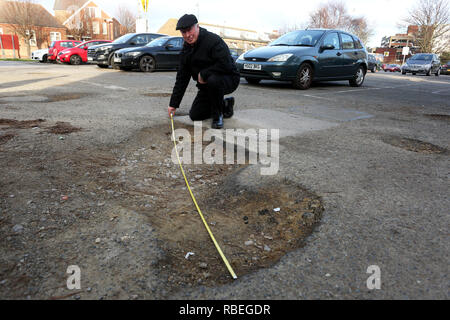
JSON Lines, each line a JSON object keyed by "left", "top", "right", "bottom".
{"left": 189, "top": 73, "right": 240, "bottom": 121}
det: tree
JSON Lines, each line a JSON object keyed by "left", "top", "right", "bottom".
{"left": 65, "top": 1, "right": 93, "bottom": 40}
{"left": 307, "top": 0, "right": 374, "bottom": 45}
{"left": 1, "top": 0, "right": 40, "bottom": 58}
{"left": 404, "top": 0, "right": 450, "bottom": 53}
{"left": 115, "top": 5, "right": 136, "bottom": 35}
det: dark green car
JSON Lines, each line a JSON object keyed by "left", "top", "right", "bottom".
{"left": 236, "top": 29, "right": 368, "bottom": 90}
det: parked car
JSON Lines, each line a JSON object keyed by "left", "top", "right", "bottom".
{"left": 48, "top": 40, "right": 82, "bottom": 62}
{"left": 401, "top": 53, "right": 441, "bottom": 76}
{"left": 113, "top": 36, "right": 183, "bottom": 72}
{"left": 31, "top": 48, "right": 49, "bottom": 63}
{"left": 57, "top": 40, "right": 112, "bottom": 65}
{"left": 367, "top": 54, "right": 379, "bottom": 73}
{"left": 87, "top": 33, "right": 166, "bottom": 68}
{"left": 235, "top": 29, "right": 368, "bottom": 90}
{"left": 441, "top": 61, "right": 450, "bottom": 75}
{"left": 230, "top": 49, "right": 239, "bottom": 61}
{"left": 383, "top": 64, "right": 401, "bottom": 72}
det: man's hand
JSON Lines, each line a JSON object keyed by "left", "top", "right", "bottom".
{"left": 198, "top": 73, "right": 206, "bottom": 84}
{"left": 168, "top": 106, "right": 176, "bottom": 117}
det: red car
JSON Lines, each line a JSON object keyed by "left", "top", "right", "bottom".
{"left": 48, "top": 40, "right": 82, "bottom": 62}
{"left": 57, "top": 40, "right": 112, "bottom": 65}
{"left": 383, "top": 64, "right": 401, "bottom": 72}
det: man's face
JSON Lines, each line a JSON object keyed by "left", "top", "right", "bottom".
{"left": 180, "top": 24, "right": 200, "bottom": 45}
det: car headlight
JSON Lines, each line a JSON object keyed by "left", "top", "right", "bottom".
{"left": 268, "top": 53, "right": 293, "bottom": 62}
{"left": 237, "top": 53, "right": 245, "bottom": 60}
{"left": 126, "top": 52, "right": 141, "bottom": 57}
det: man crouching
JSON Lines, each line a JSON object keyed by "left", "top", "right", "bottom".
{"left": 167, "top": 14, "right": 240, "bottom": 129}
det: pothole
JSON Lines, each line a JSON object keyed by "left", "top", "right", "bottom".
{"left": 45, "top": 93, "right": 87, "bottom": 102}
{"left": 423, "top": 114, "right": 450, "bottom": 121}
{"left": 382, "top": 135, "right": 447, "bottom": 154}
{"left": 45, "top": 122, "right": 82, "bottom": 134}
{"left": 142, "top": 92, "right": 172, "bottom": 97}
{"left": 0, "top": 118, "right": 46, "bottom": 129}
{"left": 0, "top": 133, "right": 16, "bottom": 145}
{"left": 82, "top": 122, "right": 323, "bottom": 286}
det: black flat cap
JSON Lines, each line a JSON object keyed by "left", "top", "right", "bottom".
{"left": 176, "top": 14, "right": 198, "bottom": 30}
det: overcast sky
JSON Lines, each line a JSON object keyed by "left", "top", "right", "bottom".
{"left": 36, "top": 0, "right": 422, "bottom": 47}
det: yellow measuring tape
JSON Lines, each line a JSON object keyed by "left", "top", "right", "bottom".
{"left": 170, "top": 114, "right": 237, "bottom": 279}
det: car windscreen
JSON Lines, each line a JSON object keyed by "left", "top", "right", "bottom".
{"left": 113, "top": 34, "right": 135, "bottom": 44}
{"left": 410, "top": 54, "right": 432, "bottom": 61}
{"left": 270, "top": 30, "right": 324, "bottom": 47}
{"left": 145, "top": 37, "right": 169, "bottom": 47}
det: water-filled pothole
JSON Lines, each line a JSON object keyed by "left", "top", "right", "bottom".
{"left": 382, "top": 135, "right": 447, "bottom": 154}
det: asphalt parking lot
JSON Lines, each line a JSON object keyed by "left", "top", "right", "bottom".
{"left": 0, "top": 61, "right": 449, "bottom": 300}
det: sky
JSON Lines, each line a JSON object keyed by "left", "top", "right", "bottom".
{"left": 36, "top": 0, "right": 421, "bottom": 47}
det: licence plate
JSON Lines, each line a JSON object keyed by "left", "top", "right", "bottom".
{"left": 114, "top": 57, "right": 121, "bottom": 63}
{"left": 244, "top": 63, "right": 262, "bottom": 70}
{"left": 87, "top": 57, "right": 93, "bottom": 61}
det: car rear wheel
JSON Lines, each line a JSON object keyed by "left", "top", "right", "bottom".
{"left": 70, "top": 55, "right": 82, "bottom": 65}
{"left": 139, "top": 55, "right": 155, "bottom": 72}
{"left": 426, "top": 69, "right": 431, "bottom": 76}
{"left": 435, "top": 69, "right": 440, "bottom": 76}
{"left": 40, "top": 55, "right": 48, "bottom": 63}
{"left": 293, "top": 63, "right": 313, "bottom": 90}
{"left": 349, "top": 66, "right": 365, "bottom": 87}
{"left": 245, "top": 77, "right": 261, "bottom": 85}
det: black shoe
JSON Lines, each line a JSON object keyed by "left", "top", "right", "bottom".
{"left": 211, "top": 114, "right": 223, "bottom": 129}
{"left": 223, "top": 97, "right": 234, "bottom": 119}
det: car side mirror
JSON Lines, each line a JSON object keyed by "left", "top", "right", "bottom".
{"left": 320, "top": 44, "right": 335, "bottom": 52}
{"left": 83, "top": 46, "right": 88, "bottom": 50}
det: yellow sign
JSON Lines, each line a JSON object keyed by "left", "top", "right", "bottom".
{"left": 141, "top": 0, "right": 149, "bottom": 12}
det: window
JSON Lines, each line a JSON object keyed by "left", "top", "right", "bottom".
{"left": 93, "top": 21, "right": 100, "bottom": 35}
{"left": 167, "top": 38, "right": 183, "bottom": 49}
{"left": 341, "top": 33, "right": 355, "bottom": 50}
{"left": 50, "top": 32, "right": 61, "bottom": 42}
{"left": 353, "top": 36, "right": 363, "bottom": 49}
{"left": 322, "top": 32, "right": 340, "bottom": 49}
{"left": 25, "top": 30, "right": 36, "bottom": 46}
{"left": 133, "top": 35, "right": 149, "bottom": 45}
{"left": 103, "top": 22, "right": 107, "bottom": 35}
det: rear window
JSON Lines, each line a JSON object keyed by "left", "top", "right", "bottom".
{"left": 353, "top": 36, "right": 363, "bottom": 49}
{"left": 341, "top": 34, "right": 355, "bottom": 49}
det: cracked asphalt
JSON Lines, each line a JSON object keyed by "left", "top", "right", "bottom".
{"left": 0, "top": 61, "right": 449, "bottom": 299}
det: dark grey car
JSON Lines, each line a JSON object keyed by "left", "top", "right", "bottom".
{"left": 401, "top": 53, "right": 441, "bottom": 76}
{"left": 236, "top": 29, "right": 368, "bottom": 90}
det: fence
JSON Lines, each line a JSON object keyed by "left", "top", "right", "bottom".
{"left": 0, "top": 34, "right": 20, "bottom": 59}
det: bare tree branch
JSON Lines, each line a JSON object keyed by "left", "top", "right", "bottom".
{"left": 115, "top": 5, "right": 136, "bottom": 35}
{"left": 404, "top": 0, "right": 450, "bottom": 53}
{"left": 307, "top": 0, "right": 374, "bottom": 44}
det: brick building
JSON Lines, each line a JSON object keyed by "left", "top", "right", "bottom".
{"left": 54, "top": 0, "right": 122, "bottom": 41}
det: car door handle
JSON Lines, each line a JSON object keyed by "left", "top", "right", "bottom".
{"left": 336, "top": 52, "right": 342, "bottom": 56}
